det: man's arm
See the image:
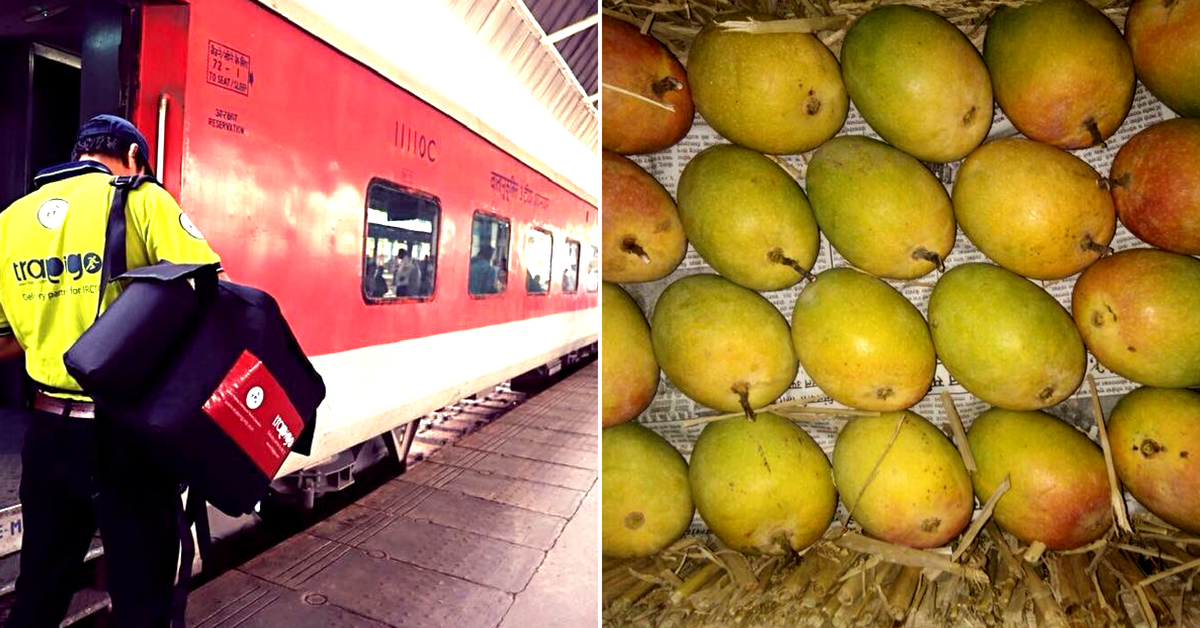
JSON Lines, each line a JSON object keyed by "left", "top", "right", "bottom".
{"left": 0, "top": 336, "right": 21, "bottom": 362}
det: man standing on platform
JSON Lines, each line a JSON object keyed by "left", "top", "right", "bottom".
{"left": 0, "top": 114, "right": 222, "bottom": 628}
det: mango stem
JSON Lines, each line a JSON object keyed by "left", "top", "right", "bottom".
{"left": 651, "top": 76, "right": 683, "bottom": 96}
{"left": 1081, "top": 236, "right": 1114, "bottom": 257}
{"left": 768, "top": 248, "right": 816, "bottom": 282}
{"left": 731, "top": 382, "right": 756, "bottom": 421}
{"left": 1084, "top": 117, "right": 1106, "bottom": 149}
{"left": 621, "top": 237, "right": 652, "bottom": 265}
{"left": 911, "top": 247, "right": 945, "bottom": 272}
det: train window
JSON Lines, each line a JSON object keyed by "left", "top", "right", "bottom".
{"left": 562, "top": 239, "right": 581, "bottom": 293}
{"left": 524, "top": 227, "right": 553, "bottom": 295}
{"left": 585, "top": 244, "right": 600, "bottom": 292}
{"left": 362, "top": 179, "right": 439, "bottom": 302}
{"left": 469, "top": 212, "right": 510, "bottom": 296}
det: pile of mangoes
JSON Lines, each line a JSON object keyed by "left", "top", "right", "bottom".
{"left": 601, "top": 0, "right": 1200, "bottom": 563}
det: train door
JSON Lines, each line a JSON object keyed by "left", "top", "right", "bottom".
{"left": 0, "top": 1, "right": 141, "bottom": 562}
{"left": 0, "top": 2, "right": 138, "bottom": 406}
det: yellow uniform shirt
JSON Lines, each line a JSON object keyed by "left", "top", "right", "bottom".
{"left": 0, "top": 161, "right": 221, "bottom": 397}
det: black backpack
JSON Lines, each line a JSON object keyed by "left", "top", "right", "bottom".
{"left": 63, "top": 175, "right": 324, "bottom": 516}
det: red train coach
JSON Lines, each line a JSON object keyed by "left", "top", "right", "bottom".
{"left": 0, "top": 0, "right": 599, "bottom": 515}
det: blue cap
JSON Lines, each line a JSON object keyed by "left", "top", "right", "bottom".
{"left": 76, "top": 114, "right": 154, "bottom": 176}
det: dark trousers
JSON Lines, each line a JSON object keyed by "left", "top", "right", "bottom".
{"left": 8, "top": 411, "right": 192, "bottom": 628}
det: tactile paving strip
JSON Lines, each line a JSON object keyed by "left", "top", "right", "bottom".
{"left": 360, "top": 517, "right": 544, "bottom": 593}
{"left": 404, "top": 488, "right": 566, "bottom": 550}
{"left": 305, "top": 504, "right": 395, "bottom": 547}
{"left": 443, "top": 468, "right": 584, "bottom": 518}
{"left": 431, "top": 446, "right": 595, "bottom": 492}
{"left": 303, "top": 549, "right": 512, "bottom": 628}
{"left": 239, "top": 533, "right": 354, "bottom": 590}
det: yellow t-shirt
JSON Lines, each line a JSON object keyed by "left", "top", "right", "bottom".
{"left": 0, "top": 162, "right": 221, "bottom": 397}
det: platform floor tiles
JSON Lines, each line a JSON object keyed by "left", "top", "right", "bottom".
{"left": 187, "top": 362, "right": 599, "bottom": 628}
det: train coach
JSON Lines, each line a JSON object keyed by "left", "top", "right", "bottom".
{"left": 0, "top": 0, "right": 599, "bottom": 552}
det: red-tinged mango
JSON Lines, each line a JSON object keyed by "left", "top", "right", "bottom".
{"left": 1126, "top": 0, "right": 1200, "bottom": 117}
{"left": 1109, "top": 387, "right": 1200, "bottom": 535}
{"left": 602, "top": 17, "right": 694, "bottom": 154}
{"left": 984, "top": 0, "right": 1134, "bottom": 148}
{"left": 1072, "top": 249, "right": 1200, "bottom": 388}
{"left": 1110, "top": 118, "right": 1200, "bottom": 256}
{"left": 968, "top": 408, "right": 1112, "bottom": 550}
{"left": 602, "top": 151, "right": 687, "bottom": 283}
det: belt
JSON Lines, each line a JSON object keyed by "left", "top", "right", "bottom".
{"left": 32, "top": 391, "right": 96, "bottom": 419}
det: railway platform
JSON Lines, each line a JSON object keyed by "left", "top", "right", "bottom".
{"left": 186, "top": 362, "right": 599, "bottom": 628}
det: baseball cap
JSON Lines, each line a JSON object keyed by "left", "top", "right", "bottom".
{"left": 76, "top": 114, "right": 154, "bottom": 177}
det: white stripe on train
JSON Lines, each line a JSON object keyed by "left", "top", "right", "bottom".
{"left": 276, "top": 308, "right": 598, "bottom": 477}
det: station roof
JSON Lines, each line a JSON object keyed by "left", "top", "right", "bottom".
{"left": 440, "top": 0, "right": 599, "bottom": 153}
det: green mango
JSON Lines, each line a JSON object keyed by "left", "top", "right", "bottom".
{"left": 602, "top": 282, "right": 658, "bottom": 427}
{"left": 677, "top": 144, "right": 819, "bottom": 291}
{"left": 651, "top": 274, "right": 797, "bottom": 414}
{"left": 928, "top": 264, "right": 1085, "bottom": 410}
{"left": 602, "top": 422, "right": 694, "bottom": 558}
{"left": 807, "top": 136, "right": 955, "bottom": 279}
{"left": 834, "top": 411, "right": 973, "bottom": 548}
{"left": 968, "top": 408, "right": 1111, "bottom": 550}
{"left": 791, "top": 268, "right": 934, "bottom": 411}
{"left": 689, "top": 413, "right": 836, "bottom": 554}
{"left": 687, "top": 12, "right": 847, "bottom": 154}
{"left": 841, "top": 5, "right": 992, "bottom": 163}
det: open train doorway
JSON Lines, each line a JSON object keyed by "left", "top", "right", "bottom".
{"left": 0, "top": 2, "right": 139, "bottom": 601}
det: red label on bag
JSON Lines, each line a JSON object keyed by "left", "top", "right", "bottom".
{"left": 203, "top": 350, "right": 304, "bottom": 477}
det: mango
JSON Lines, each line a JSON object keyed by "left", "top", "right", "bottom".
{"left": 1108, "top": 387, "right": 1200, "bottom": 534}
{"left": 1125, "top": 0, "right": 1200, "bottom": 117}
{"left": 1110, "top": 118, "right": 1200, "bottom": 255}
{"left": 601, "top": 16, "right": 694, "bottom": 154}
{"left": 968, "top": 408, "right": 1112, "bottom": 550}
{"left": 834, "top": 411, "right": 973, "bottom": 548}
{"left": 983, "top": 0, "right": 1135, "bottom": 148}
{"left": 602, "top": 422, "right": 694, "bottom": 558}
{"left": 676, "top": 144, "right": 819, "bottom": 291}
{"left": 791, "top": 268, "right": 934, "bottom": 411}
{"left": 1071, "top": 249, "right": 1200, "bottom": 387}
{"left": 806, "top": 136, "right": 955, "bottom": 279}
{"left": 602, "top": 151, "right": 687, "bottom": 283}
{"left": 687, "top": 12, "right": 847, "bottom": 154}
{"left": 952, "top": 138, "right": 1115, "bottom": 280}
{"left": 689, "top": 413, "right": 836, "bottom": 554}
{"left": 651, "top": 274, "right": 797, "bottom": 414}
{"left": 841, "top": 5, "right": 992, "bottom": 163}
{"left": 602, "top": 282, "right": 658, "bottom": 427}
{"left": 928, "top": 263, "right": 1085, "bottom": 410}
